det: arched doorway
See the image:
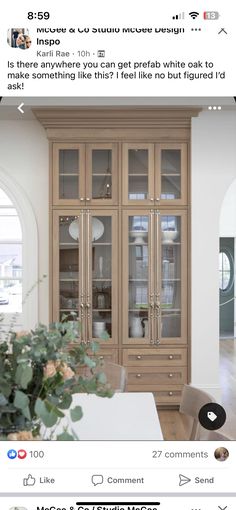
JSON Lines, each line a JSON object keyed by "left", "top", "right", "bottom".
{"left": 0, "top": 168, "right": 38, "bottom": 331}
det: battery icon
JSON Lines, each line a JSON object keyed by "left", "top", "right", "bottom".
{"left": 203, "top": 11, "right": 220, "bottom": 20}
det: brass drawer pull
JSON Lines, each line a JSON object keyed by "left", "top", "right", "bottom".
{"left": 99, "top": 356, "right": 104, "bottom": 360}
{"left": 169, "top": 391, "right": 173, "bottom": 396}
{"left": 136, "top": 355, "right": 142, "bottom": 360}
{"left": 168, "top": 373, "right": 173, "bottom": 378}
{"left": 136, "top": 374, "right": 142, "bottom": 378}
{"left": 169, "top": 355, "right": 173, "bottom": 360}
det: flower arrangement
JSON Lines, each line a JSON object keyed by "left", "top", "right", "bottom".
{"left": 0, "top": 319, "right": 112, "bottom": 440}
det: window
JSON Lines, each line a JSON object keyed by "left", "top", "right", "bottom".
{"left": 219, "top": 250, "right": 233, "bottom": 292}
{"left": 0, "top": 188, "right": 22, "bottom": 313}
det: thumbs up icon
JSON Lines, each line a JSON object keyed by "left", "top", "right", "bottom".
{"left": 23, "top": 474, "right": 36, "bottom": 486}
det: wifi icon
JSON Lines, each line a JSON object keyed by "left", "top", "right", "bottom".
{"left": 189, "top": 11, "right": 199, "bottom": 19}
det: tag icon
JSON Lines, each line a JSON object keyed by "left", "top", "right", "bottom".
{"left": 207, "top": 411, "right": 217, "bottom": 422}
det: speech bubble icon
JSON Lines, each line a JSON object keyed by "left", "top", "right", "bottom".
{"left": 92, "top": 474, "right": 104, "bottom": 486}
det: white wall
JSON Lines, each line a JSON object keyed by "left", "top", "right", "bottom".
{"left": 220, "top": 179, "right": 236, "bottom": 236}
{"left": 191, "top": 110, "right": 236, "bottom": 400}
{"left": 0, "top": 120, "right": 49, "bottom": 326}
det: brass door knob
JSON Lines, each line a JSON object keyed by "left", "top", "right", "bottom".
{"left": 169, "top": 355, "right": 173, "bottom": 360}
{"left": 169, "top": 391, "right": 173, "bottom": 396}
{"left": 136, "top": 355, "right": 142, "bottom": 360}
{"left": 168, "top": 373, "right": 173, "bottom": 378}
{"left": 136, "top": 374, "right": 142, "bottom": 378}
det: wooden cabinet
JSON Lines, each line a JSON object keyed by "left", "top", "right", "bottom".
{"left": 53, "top": 143, "right": 118, "bottom": 206}
{"left": 122, "top": 143, "right": 187, "bottom": 206}
{"left": 122, "top": 209, "right": 187, "bottom": 346}
{"left": 34, "top": 107, "right": 199, "bottom": 407}
{"left": 52, "top": 209, "right": 118, "bottom": 346}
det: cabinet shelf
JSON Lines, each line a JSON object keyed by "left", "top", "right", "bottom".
{"left": 93, "top": 278, "right": 112, "bottom": 282}
{"left": 92, "top": 242, "right": 111, "bottom": 246}
{"left": 93, "top": 308, "right": 111, "bottom": 312}
{"left": 60, "top": 243, "right": 78, "bottom": 246}
{"left": 92, "top": 173, "right": 112, "bottom": 177}
{"left": 162, "top": 278, "right": 180, "bottom": 282}
{"left": 161, "top": 173, "right": 181, "bottom": 177}
{"left": 60, "top": 278, "right": 79, "bottom": 282}
{"left": 128, "top": 173, "right": 148, "bottom": 177}
{"left": 59, "top": 173, "right": 78, "bottom": 176}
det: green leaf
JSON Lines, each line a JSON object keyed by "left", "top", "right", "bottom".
{"left": 57, "top": 393, "right": 72, "bottom": 410}
{"left": 22, "top": 405, "right": 31, "bottom": 421}
{"left": 15, "top": 365, "right": 33, "bottom": 389}
{"left": 0, "top": 377, "right": 11, "bottom": 398}
{"left": 83, "top": 355, "right": 96, "bottom": 369}
{"left": 56, "top": 431, "right": 75, "bottom": 440}
{"left": 0, "top": 393, "right": 8, "bottom": 406}
{"left": 99, "top": 331, "right": 110, "bottom": 341}
{"left": 35, "top": 398, "right": 59, "bottom": 428}
{"left": 13, "top": 390, "right": 29, "bottom": 410}
{"left": 97, "top": 371, "right": 107, "bottom": 384}
{"left": 70, "top": 405, "right": 83, "bottom": 422}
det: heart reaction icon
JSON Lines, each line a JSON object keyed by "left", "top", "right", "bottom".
{"left": 18, "top": 449, "right": 27, "bottom": 459}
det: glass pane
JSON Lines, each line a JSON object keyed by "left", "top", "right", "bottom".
{"left": 59, "top": 149, "right": 79, "bottom": 199}
{"left": 59, "top": 215, "right": 79, "bottom": 287}
{"left": 92, "top": 216, "right": 112, "bottom": 338}
{"left": 0, "top": 216, "right": 22, "bottom": 240}
{"left": 161, "top": 149, "right": 181, "bottom": 200}
{"left": 0, "top": 243, "right": 22, "bottom": 274}
{"left": 92, "top": 149, "right": 112, "bottom": 199}
{"left": 128, "top": 215, "right": 149, "bottom": 339}
{"left": 0, "top": 279, "right": 22, "bottom": 313}
{"left": 128, "top": 149, "right": 148, "bottom": 200}
{"left": 219, "top": 252, "right": 231, "bottom": 290}
{"left": 0, "top": 189, "right": 13, "bottom": 206}
{"left": 161, "top": 215, "right": 181, "bottom": 337}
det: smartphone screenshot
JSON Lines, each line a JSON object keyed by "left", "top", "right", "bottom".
{"left": 0, "top": 1, "right": 236, "bottom": 509}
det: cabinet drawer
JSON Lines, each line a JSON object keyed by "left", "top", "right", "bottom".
{"left": 127, "top": 385, "right": 183, "bottom": 405}
{"left": 127, "top": 366, "right": 187, "bottom": 385}
{"left": 123, "top": 348, "right": 187, "bottom": 366}
{"left": 97, "top": 349, "right": 118, "bottom": 363}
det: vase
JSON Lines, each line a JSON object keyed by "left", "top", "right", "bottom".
{"left": 130, "top": 316, "right": 143, "bottom": 337}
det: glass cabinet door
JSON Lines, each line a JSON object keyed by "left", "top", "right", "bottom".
{"left": 122, "top": 211, "right": 153, "bottom": 344}
{"left": 158, "top": 211, "right": 187, "bottom": 344}
{"left": 156, "top": 144, "right": 188, "bottom": 206}
{"left": 52, "top": 143, "right": 85, "bottom": 205}
{"left": 122, "top": 144, "right": 155, "bottom": 205}
{"left": 87, "top": 210, "right": 118, "bottom": 344}
{"left": 86, "top": 144, "right": 118, "bottom": 205}
{"left": 52, "top": 211, "right": 84, "bottom": 333}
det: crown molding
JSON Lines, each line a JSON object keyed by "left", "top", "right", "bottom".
{"left": 33, "top": 107, "right": 202, "bottom": 131}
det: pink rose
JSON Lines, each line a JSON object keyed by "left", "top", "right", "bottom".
{"left": 44, "top": 361, "right": 57, "bottom": 378}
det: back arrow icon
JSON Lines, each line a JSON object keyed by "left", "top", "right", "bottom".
{"left": 18, "top": 102, "right": 24, "bottom": 114}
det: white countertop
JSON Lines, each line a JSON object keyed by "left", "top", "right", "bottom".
{"left": 42, "top": 392, "right": 163, "bottom": 440}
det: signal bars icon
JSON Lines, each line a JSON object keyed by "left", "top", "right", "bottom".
{"left": 172, "top": 12, "right": 185, "bottom": 20}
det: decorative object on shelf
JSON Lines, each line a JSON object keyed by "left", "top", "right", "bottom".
{"left": 93, "top": 320, "right": 106, "bottom": 337}
{"left": 130, "top": 316, "right": 143, "bottom": 338}
{"left": 97, "top": 292, "right": 106, "bottom": 309}
{"left": 98, "top": 255, "right": 104, "bottom": 278}
{"left": 141, "top": 318, "right": 149, "bottom": 337}
{"left": 0, "top": 318, "right": 113, "bottom": 441}
{"left": 130, "top": 227, "right": 147, "bottom": 244}
{"left": 162, "top": 230, "right": 178, "bottom": 244}
{"left": 69, "top": 218, "right": 104, "bottom": 242}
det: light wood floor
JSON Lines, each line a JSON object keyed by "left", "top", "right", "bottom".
{"left": 159, "top": 339, "right": 236, "bottom": 440}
